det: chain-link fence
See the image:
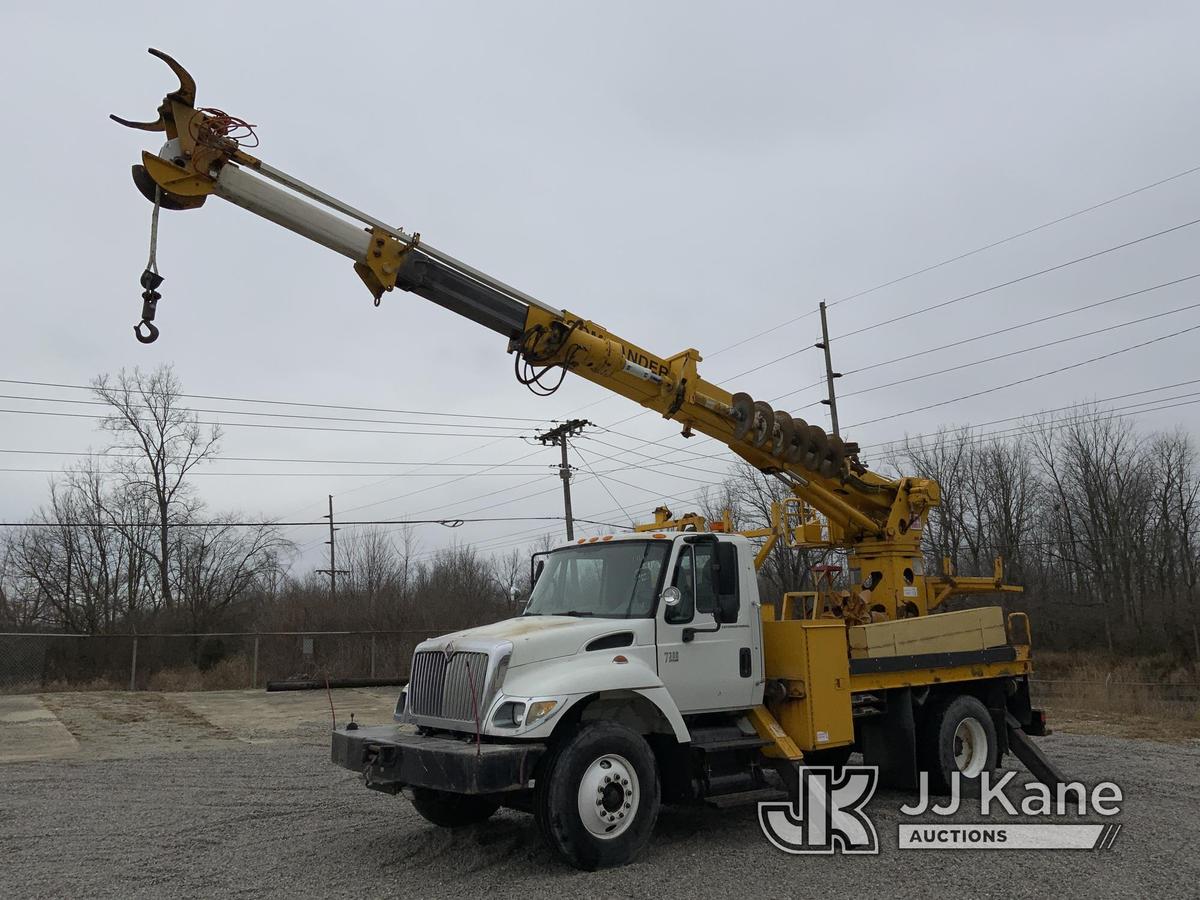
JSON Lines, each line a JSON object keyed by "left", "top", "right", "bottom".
{"left": 1029, "top": 676, "right": 1200, "bottom": 716}
{"left": 0, "top": 630, "right": 440, "bottom": 693}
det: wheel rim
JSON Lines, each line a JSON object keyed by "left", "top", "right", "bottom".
{"left": 576, "top": 753, "right": 639, "bottom": 840}
{"left": 952, "top": 716, "right": 988, "bottom": 777}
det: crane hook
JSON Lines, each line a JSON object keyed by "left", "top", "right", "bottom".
{"left": 134, "top": 268, "right": 163, "bottom": 344}
{"left": 134, "top": 319, "right": 160, "bottom": 344}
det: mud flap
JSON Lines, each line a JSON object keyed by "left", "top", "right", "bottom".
{"left": 1005, "top": 712, "right": 1067, "bottom": 787}
{"left": 860, "top": 687, "right": 918, "bottom": 790}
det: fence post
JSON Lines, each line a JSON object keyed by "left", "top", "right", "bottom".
{"left": 251, "top": 635, "right": 259, "bottom": 690}
{"left": 370, "top": 632, "right": 377, "bottom": 679}
{"left": 1105, "top": 671, "right": 1112, "bottom": 707}
{"left": 129, "top": 635, "right": 138, "bottom": 692}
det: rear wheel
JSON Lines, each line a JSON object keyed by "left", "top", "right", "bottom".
{"left": 535, "top": 721, "right": 661, "bottom": 870}
{"left": 919, "top": 694, "right": 997, "bottom": 794}
{"left": 409, "top": 787, "right": 500, "bottom": 828}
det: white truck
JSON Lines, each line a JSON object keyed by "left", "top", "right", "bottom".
{"left": 331, "top": 530, "right": 1053, "bottom": 869}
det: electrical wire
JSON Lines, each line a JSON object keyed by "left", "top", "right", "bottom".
{"left": 0, "top": 378, "right": 543, "bottom": 423}
{"left": 706, "top": 161, "right": 1200, "bottom": 356}
{"left": 792, "top": 300, "right": 1200, "bottom": 411}
{"left": 573, "top": 446, "right": 634, "bottom": 526}
{"left": 0, "top": 407, "right": 529, "bottom": 440}
{"left": 844, "top": 322, "right": 1200, "bottom": 431}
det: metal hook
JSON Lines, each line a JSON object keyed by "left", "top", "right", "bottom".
{"left": 134, "top": 320, "right": 160, "bottom": 344}
{"left": 135, "top": 269, "right": 163, "bottom": 344}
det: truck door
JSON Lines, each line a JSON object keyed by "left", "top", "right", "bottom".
{"left": 656, "top": 537, "right": 757, "bottom": 713}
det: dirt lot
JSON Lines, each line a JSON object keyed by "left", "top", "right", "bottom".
{"left": 1, "top": 690, "right": 1198, "bottom": 899}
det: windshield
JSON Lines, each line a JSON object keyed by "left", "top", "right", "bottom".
{"left": 524, "top": 540, "right": 671, "bottom": 619}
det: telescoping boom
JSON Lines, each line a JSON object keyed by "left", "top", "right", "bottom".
{"left": 113, "top": 49, "right": 1018, "bottom": 621}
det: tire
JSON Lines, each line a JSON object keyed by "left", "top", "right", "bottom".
{"left": 804, "top": 744, "right": 854, "bottom": 772}
{"left": 409, "top": 787, "right": 500, "bottom": 828}
{"left": 919, "top": 694, "right": 998, "bottom": 794}
{"left": 534, "top": 721, "right": 661, "bottom": 870}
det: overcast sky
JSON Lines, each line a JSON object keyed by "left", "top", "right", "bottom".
{"left": 3, "top": 2, "right": 1199, "bottom": 571}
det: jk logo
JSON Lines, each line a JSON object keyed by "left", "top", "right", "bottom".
{"left": 758, "top": 766, "right": 880, "bottom": 855}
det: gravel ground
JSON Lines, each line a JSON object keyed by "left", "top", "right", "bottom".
{"left": 2, "top": 723, "right": 1198, "bottom": 899}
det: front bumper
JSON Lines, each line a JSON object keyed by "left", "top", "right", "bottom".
{"left": 331, "top": 725, "right": 546, "bottom": 795}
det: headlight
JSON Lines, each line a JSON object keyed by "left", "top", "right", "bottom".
{"left": 491, "top": 700, "right": 525, "bottom": 729}
{"left": 394, "top": 687, "right": 408, "bottom": 721}
{"left": 524, "top": 699, "right": 561, "bottom": 728}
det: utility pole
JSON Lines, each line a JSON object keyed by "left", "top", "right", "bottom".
{"left": 535, "top": 419, "right": 591, "bottom": 540}
{"left": 316, "top": 494, "right": 349, "bottom": 602}
{"left": 815, "top": 300, "right": 842, "bottom": 438}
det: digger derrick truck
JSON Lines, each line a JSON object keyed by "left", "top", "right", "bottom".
{"left": 114, "top": 50, "right": 1063, "bottom": 869}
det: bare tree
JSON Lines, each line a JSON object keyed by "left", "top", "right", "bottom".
{"left": 92, "top": 366, "right": 222, "bottom": 608}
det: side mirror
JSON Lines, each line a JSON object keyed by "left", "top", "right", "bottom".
{"left": 660, "top": 586, "right": 683, "bottom": 607}
{"left": 530, "top": 552, "right": 548, "bottom": 587}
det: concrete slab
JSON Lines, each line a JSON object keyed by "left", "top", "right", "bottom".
{"left": 0, "top": 687, "right": 399, "bottom": 763}
{"left": 0, "top": 694, "right": 80, "bottom": 763}
{"left": 170, "top": 687, "right": 397, "bottom": 743}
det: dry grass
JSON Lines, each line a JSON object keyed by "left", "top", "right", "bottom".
{"left": 145, "top": 656, "right": 252, "bottom": 692}
{"left": 1030, "top": 650, "right": 1200, "bottom": 741}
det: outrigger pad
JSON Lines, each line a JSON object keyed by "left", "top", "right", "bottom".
{"left": 1005, "top": 713, "right": 1068, "bottom": 787}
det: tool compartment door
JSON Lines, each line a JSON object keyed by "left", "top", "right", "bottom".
{"left": 762, "top": 618, "right": 854, "bottom": 750}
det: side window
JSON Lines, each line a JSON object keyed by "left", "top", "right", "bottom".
{"left": 667, "top": 547, "right": 696, "bottom": 624}
{"left": 694, "top": 544, "right": 719, "bottom": 615}
{"left": 666, "top": 543, "right": 726, "bottom": 623}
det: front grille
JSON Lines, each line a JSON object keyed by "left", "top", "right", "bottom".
{"left": 409, "top": 650, "right": 491, "bottom": 722}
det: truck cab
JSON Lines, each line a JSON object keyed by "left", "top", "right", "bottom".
{"left": 334, "top": 531, "right": 781, "bottom": 868}
{"left": 401, "top": 532, "right": 761, "bottom": 743}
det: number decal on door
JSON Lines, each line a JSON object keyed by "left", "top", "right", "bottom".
{"left": 663, "top": 650, "right": 679, "bottom": 663}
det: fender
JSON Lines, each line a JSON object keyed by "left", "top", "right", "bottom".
{"left": 500, "top": 651, "right": 691, "bottom": 742}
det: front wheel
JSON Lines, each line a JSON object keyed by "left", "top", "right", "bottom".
{"left": 409, "top": 787, "right": 500, "bottom": 828}
{"left": 535, "top": 721, "right": 661, "bottom": 870}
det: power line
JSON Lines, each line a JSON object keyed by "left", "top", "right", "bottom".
{"left": 0, "top": 448, "right": 562, "bottom": 468}
{"left": 0, "top": 406, "right": 530, "bottom": 440}
{"left": 0, "top": 515, "right": 623, "bottom": 529}
{"left": 794, "top": 300, "right": 1200, "bottom": 411}
{"left": 705, "top": 161, "right": 1200, "bottom": 357}
{"left": 0, "top": 378, "right": 544, "bottom": 423}
{"left": 336, "top": 447, "right": 549, "bottom": 517}
{"left": 861, "top": 377, "right": 1200, "bottom": 452}
{"left": 844, "top": 322, "right": 1200, "bottom": 431}
{"left": 0, "top": 392, "right": 530, "bottom": 432}
{"left": 834, "top": 216, "right": 1200, "bottom": 343}
{"left": 769, "top": 272, "right": 1200, "bottom": 405}
{"left": 573, "top": 446, "right": 634, "bottom": 526}
{"left": 736, "top": 215, "right": 1200, "bottom": 379}
{"left": 0, "top": 467, "right": 597, "bottom": 478}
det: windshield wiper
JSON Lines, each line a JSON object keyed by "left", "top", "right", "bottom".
{"left": 562, "top": 610, "right": 597, "bottom": 617}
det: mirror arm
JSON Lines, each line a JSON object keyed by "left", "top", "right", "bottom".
{"left": 682, "top": 616, "right": 721, "bottom": 643}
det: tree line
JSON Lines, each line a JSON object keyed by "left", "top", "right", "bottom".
{"left": 1, "top": 365, "right": 1196, "bottom": 659}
